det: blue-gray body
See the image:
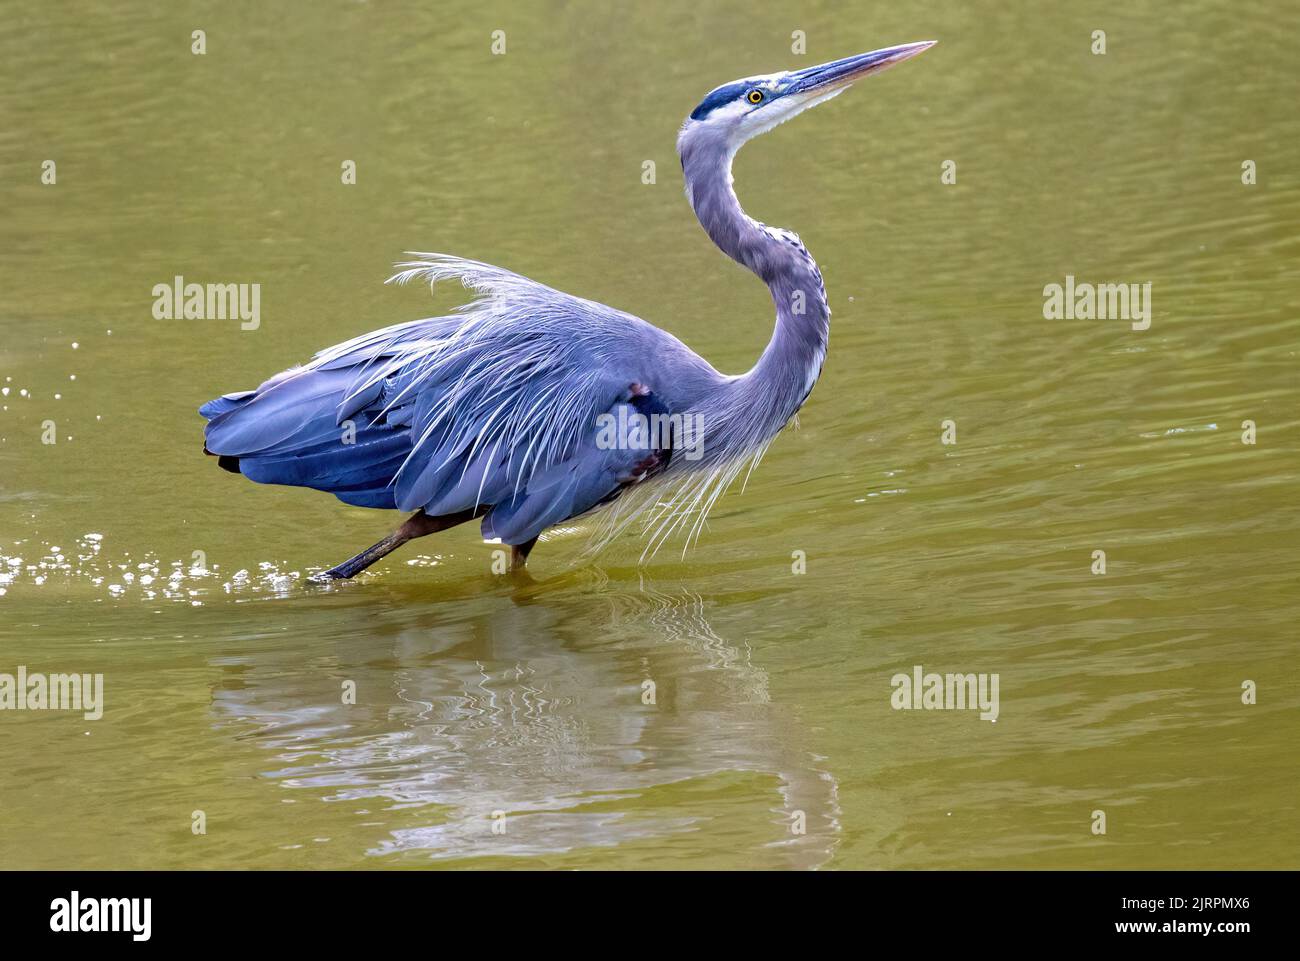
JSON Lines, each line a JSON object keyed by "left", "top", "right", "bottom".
{"left": 199, "top": 42, "right": 935, "bottom": 571}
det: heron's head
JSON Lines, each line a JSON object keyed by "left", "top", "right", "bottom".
{"left": 677, "top": 41, "right": 936, "bottom": 158}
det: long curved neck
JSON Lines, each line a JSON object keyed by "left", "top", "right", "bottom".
{"left": 680, "top": 135, "right": 830, "bottom": 437}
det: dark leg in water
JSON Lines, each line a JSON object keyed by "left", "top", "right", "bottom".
{"left": 315, "top": 508, "right": 481, "bottom": 581}
{"left": 510, "top": 537, "right": 539, "bottom": 572}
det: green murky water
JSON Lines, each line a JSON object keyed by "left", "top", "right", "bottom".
{"left": 1, "top": 1, "right": 1297, "bottom": 869}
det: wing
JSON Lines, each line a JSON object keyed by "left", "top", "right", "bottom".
{"left": 201, "top": 253, "right": 686, "bottom": 544}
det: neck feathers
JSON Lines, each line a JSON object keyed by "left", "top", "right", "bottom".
{"left": 678, "top": 131, "right": 830, "bottom": 434}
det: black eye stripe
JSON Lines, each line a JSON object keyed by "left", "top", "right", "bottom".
{"left": 689, "top": 81, "right": 766, "bottom": 120}
{"left": 690, "top": 81, "right": 750, "bottom": 120}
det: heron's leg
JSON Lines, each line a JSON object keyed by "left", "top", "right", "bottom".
{"left": 315, "top": 508, "right": 481, "bottom": 581}
{"left": 510, "top": 537, "right": 539, "bottom": 572}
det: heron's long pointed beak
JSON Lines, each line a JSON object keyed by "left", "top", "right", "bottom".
{"left": 786, "top": 41, "right": 937, "bottom": 95}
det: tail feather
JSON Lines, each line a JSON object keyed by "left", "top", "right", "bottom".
{"left": 202, "top": 368, "right": 358, "bottom": 456}
{"left": 199, "top": 390, "right": 256, "bottom": 420}
{"left": 200, "top": 368, "right": 412, "bottom": 509}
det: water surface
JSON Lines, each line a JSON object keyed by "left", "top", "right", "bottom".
{"left": 1, "top": 1, "right": 1297, "bottom": 868}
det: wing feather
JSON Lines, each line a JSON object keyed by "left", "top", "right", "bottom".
{"left": 202, "top": 252, "right": 685, "bottom": 544}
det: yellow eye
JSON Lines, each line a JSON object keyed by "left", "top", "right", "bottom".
{"left": 746, "top": 89, "right": 764, "bottom": 104}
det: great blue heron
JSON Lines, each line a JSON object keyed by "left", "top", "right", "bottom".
{"left": 200, "top": 41, "right": 936, "bottom": 579}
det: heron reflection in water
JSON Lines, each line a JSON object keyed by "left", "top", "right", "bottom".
{"left": 210, "top": 579, "right": 842, "bottom": 868}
